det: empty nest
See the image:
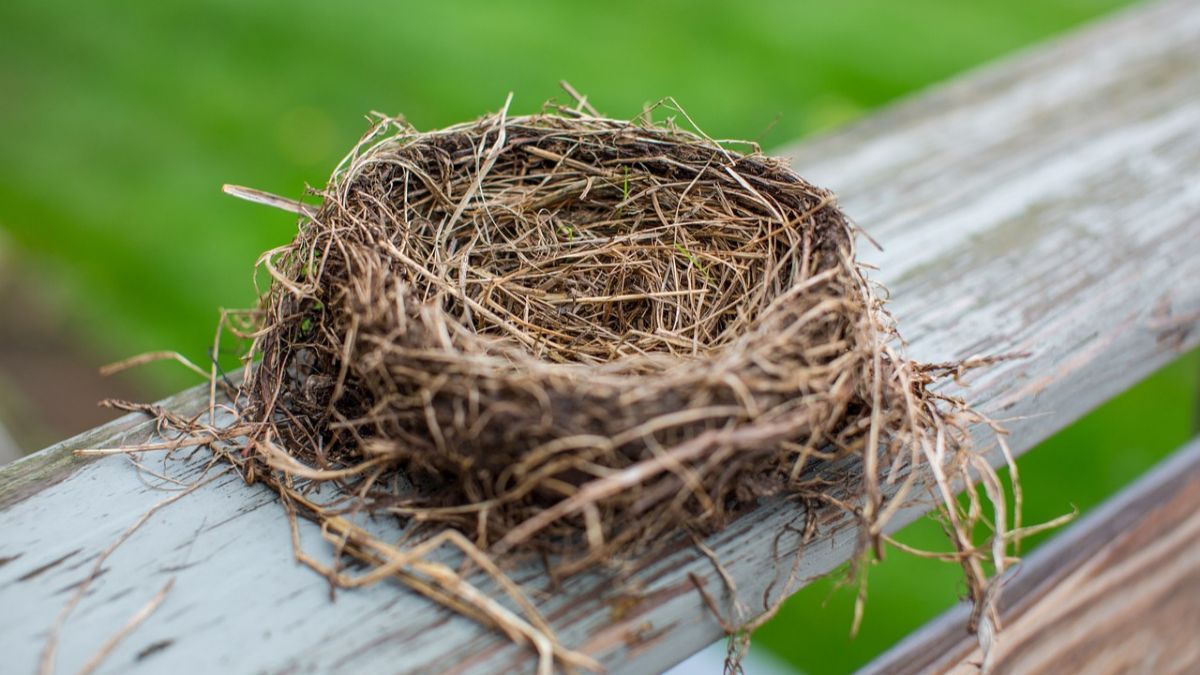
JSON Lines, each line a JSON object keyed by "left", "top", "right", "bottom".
{"left": 209, "top": 97, "right": 1017, "bottom": 671}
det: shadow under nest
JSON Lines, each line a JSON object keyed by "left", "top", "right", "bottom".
{"left": 210, "top": 101, "right": 1013, "bottom": 672}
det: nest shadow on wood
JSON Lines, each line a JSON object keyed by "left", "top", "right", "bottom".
{"left": 221, "top": 96, "right": 1016, "bottom": 670}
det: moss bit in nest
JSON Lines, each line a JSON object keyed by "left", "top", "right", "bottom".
{"left": 213, "top": 95, "right": 1019, "bottom": 671}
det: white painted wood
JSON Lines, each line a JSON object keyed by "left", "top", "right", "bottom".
{"left": 668, "top": 641, "right": 795, "bottom": 675}
{"left": 2, "top": 0, "right": 1198, "bottom": 672}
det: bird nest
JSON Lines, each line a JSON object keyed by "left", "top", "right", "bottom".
{"left": 200, "top": 97, "right": 1017, "bottom": 671}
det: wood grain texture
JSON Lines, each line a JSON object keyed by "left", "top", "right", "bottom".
{"left": 2, "top": 0, "right": 1199, "bottom": 672}
{"left": 861, "top": 437, "right": 1200, "bottom": 675}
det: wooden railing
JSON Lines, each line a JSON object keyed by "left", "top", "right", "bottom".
{"left": 2, "top": 0, "right": 1198, "bottom": 672}
{"left": 861, "top": 438, "right": 1200, "bottom": 674}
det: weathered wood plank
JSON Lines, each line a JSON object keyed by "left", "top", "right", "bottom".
{"left": 860, "top": 436, "right": 1200, "bottom": 675}
{"left": 2, "top": 0, "right": 1199, "bottom": 672}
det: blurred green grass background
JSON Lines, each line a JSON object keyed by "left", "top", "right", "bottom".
{"left": 4, "top": 0, "right": 1196, "bottom": 672}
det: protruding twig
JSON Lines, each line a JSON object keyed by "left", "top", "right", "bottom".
{"left": 76, "top": 578, "right": 176, "bottom": 675}
{"left": 100, "top": 351, "right": 210, "bottom": 381}
{"left": 222, "top": 184, "right": 317, "bottom": 217}
{"left": 559, "top": 80, "right": 600, "bottom": 117}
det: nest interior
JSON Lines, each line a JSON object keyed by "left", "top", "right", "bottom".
{"left": 247, "top": 105, "right": 977, "bottom": 581}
